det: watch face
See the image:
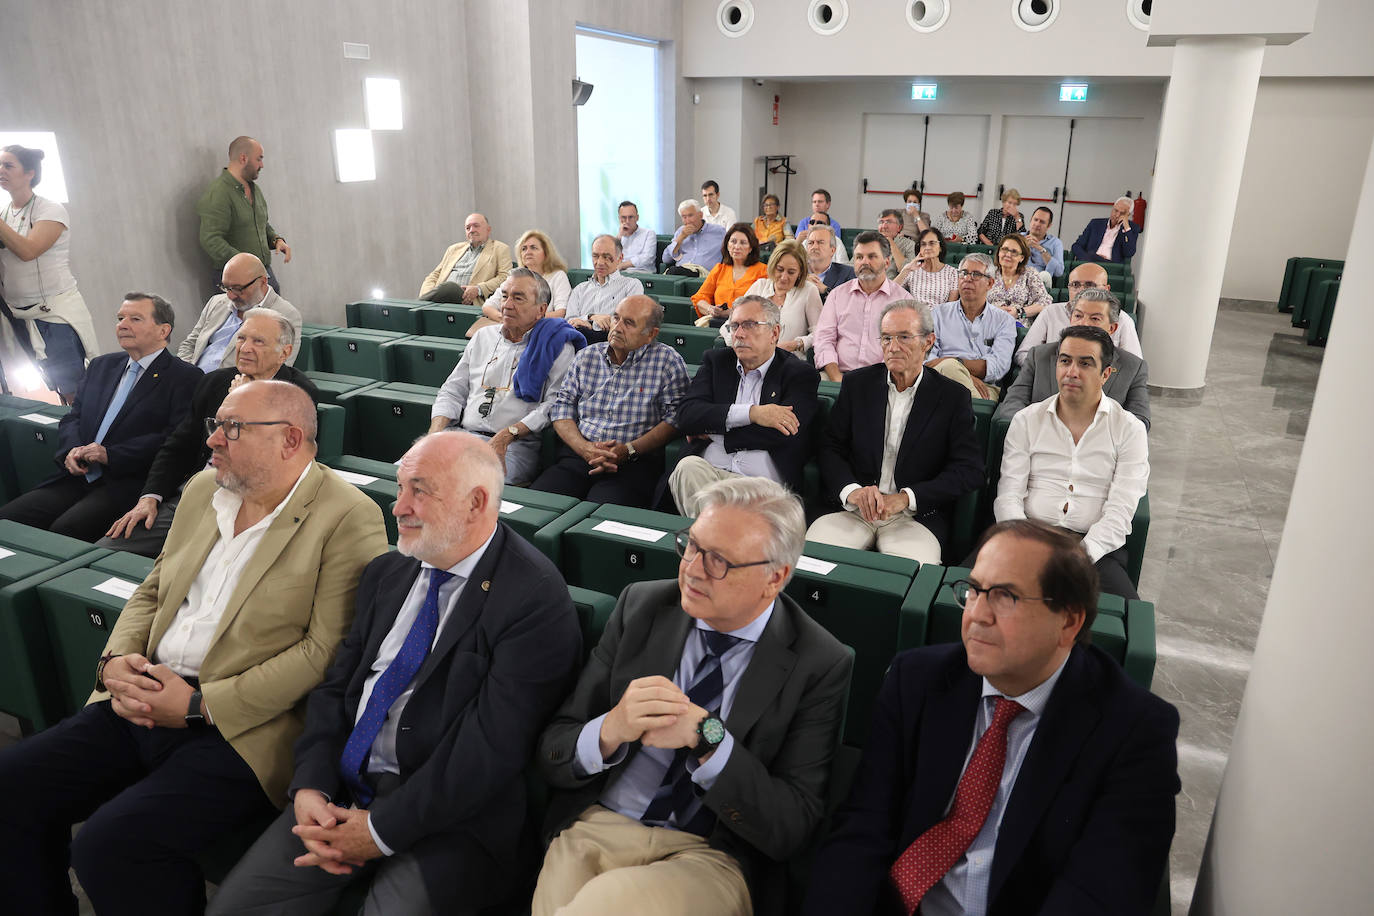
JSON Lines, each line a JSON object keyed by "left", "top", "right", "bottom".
{"left": 701, "top": 716, "right": 726, "bottom": 745}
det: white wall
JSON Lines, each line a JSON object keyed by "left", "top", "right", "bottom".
{"left": 1222, "top": 78, "right": 1374, "bottom": 301}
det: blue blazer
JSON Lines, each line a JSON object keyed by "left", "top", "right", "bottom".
{"left": 804, "top": 643, "right": 1179, "bottom": 916}
{"left": 47, "top": 348, "right": 202, "bottom": 486}
{"left": 1070, "top": 217, "right": 1139, "bottom": 263}
{"left": 288, "top": 525, "right": 582, "bottom": 913}
{"left": 819, "top": 261, "right": 856, "bottom": 300}
{"left": 675, "top": 347, "right": 820, "bottom": 495}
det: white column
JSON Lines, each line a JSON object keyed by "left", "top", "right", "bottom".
{"left": 1189, "top": 141, "right": 1374, "bottom": 913}
{"left": 1138, "top": 36, "right": 1264, "bottom": 390}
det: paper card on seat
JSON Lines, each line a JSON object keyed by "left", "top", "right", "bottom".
{"left": 0, "top": 548, "right": 14, "bottom": 560}
{"left": 334, "top": 470, "right": 379, "bottom": 486}
{"left": 591, "top": 520, "right": 667, "bottom": 543}
{"left": 498, "top": 500, "right": 522, "bottom": 515}
{"left": 20, "top": 413, "right": 59, "bottom": 425}
{"left": 92, "top": 577, "right": 138, "bottom": 600}
{"left": 796, "top": 556, "right": 837, "bottom": 576}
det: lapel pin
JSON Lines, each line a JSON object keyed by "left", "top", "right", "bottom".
{"left": 293, "top": 517, "right": 300, "bottom": 523}
{"left": 481, "top": 580, "right": 490, "bottom": 592}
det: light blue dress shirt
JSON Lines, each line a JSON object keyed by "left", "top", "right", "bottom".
{"left": 573, "top": 603, "right": 776, "bottom": 829}
{"left": 921, "top": 655, "right": 1071, "bottom": 916}
{"left": 929, "top": 300, "right": 1018, "bottom": 383}
{"left": 1022, "top": 232, "right": 1064, "bottom": 278}
{"left": 663, "top": 223, "right": 727, "bottom": 271}
{"left": 197, "top": 308, "right": 246, "bottom": 371}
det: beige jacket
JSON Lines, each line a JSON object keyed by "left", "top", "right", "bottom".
{"left": 419, "top": 239, "right": 512, "bottom": 298}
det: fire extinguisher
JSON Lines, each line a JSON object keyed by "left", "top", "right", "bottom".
{"left": 1132, "top": 195, "right": 1146, "bottom": 230}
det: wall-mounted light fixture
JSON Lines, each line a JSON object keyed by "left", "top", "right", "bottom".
{"left": 365, "top": 78, "right": 403, "bottom": 130}
{"left": 333, "top": 129, "right": 376, "bottom": 182}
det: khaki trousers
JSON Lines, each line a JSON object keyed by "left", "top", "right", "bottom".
{"left": 807, "top": 510, "right": 944, "bottom": 564}
{"left": 668, "top": 456, "right": 744, "bottom": 517}
{"left": 931, "top": 358, "right": 999, "bottom": 400}
{"left": 532, "top": 805, "right": 752, "bottom": 916}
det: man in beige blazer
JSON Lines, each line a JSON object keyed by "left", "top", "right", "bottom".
{"left": 0, "top": 380, "right": 388, "bottom": 916}
{"left": 418, "top": 212, "right": 512, "bottom": 303}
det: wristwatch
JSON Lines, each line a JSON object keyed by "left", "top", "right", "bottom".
{"left": 693, "top": 715, "right": 726, "bottom": 757}
{"left": 185, "top": 690, "right": 208, "bottom": 730}
{"left": 94, "top": 652, "right": 118, "bottom": 692}
{"left": 625, "top": 441, "right": 639, "bottom": 461}
{"left": 506, "top": 425, "right": 521, "bottom": 439}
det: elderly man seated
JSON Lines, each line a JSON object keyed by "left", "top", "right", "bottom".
{"left": 418, "top": 212, "right": 512, "bottom": 304}
{"left": 662, "top": 199, "right": 728, "bottom": 277}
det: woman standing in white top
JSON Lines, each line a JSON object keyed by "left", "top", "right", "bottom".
{"left": 0, "top": 145, "right": 97, "bottom": 402}
{"left": 898, "top": 228, "right": 960, "bottom": 307}
{"left": 474, "top": 229, "right": 571, "bottom": 330}
{"left": 740, "top": 239, "right": 822, "bottom": 355}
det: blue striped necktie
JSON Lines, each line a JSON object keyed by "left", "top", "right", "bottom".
{"left": 640, "top": 628, "right": 742, "bottom": 833}
{"left": 86, "top": 360, "right": 142, "bottom": 482}
{"left": 339, "top": 568, "right": 455, "bottom": 805}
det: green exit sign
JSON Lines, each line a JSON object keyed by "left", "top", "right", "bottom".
{"left": 911, "top": 84, "right": 938, "bottom": 101}
{"left": 1060, "top": 84, "right": 1088, "bottom": 102}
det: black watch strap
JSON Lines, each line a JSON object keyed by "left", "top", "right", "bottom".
{"left": 185, "top": 690, "right": 207, "bottom": 729}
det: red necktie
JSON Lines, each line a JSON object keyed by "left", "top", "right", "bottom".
{"left": 889, "top": 697, "right": 1026, "bottom": 914}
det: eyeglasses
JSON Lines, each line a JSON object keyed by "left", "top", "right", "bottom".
{"left": 725, "top": 319, "right": 773, "bottom": 334}
{"left": 950, "top": 578, "right": 1055, "bottom": 615}
{"left": 878, "top": 333, "right": 923, "bottom": 347}
{"left": 205, "top": 418, "right": 291, "bottom": 440}
{"left": 218, "top": 276, "right": 264, "bottom": 295}
{"left": 477, "top": 387, "right": 498, "bottom": 418}
{"left": 957, "top": 269, "right": 992, "bottom": 280}
{"left": 1067, "top": 281, "right": 1103, "bottom": 291}
{"left": 675, "top": 529, "right": 771, "bottom": 580}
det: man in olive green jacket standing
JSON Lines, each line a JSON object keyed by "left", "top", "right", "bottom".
{"left": 197, "top": 135, "right": 292, "bottom": 292}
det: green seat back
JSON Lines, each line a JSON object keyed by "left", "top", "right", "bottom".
{"left": 345, "top": 299, "right": 427, "bottom": 334}
{"left": 316, "top": 403, "right": 346, "bottom": 462}
{"left": 319, "top": 328, "right": 413, "bottom": 378}
{"left": 497, "top": 485, "right": 579, "bottom": 548}
{"left": 567, "top": 585, "right": 617, "bottom": 660}
{"left": 335, "top": 383, "right": 438, "bottom": 462}
{"left": 655, "top": 295, "right": 697, "bottom": 326}
{"left": 567, "top": 268, "right": 593, "bottom": 287}
{"left": 658, "top": 324, "right": 721, "bottom": 364}
{"left": 380, "top": 335, "right": 467, "bottom": 387}
{"left": 0, "top": 406, "right": 69, "bottom": 493}
{"left": 415, "top": 303, "right": 487, "bottom": 339}
{"left": 1292, "top": 267, "right": 1341, "bottom": 329}
{"left": 303, "top": 371, "right": 379, "bottom": 405}
{"left": 38, "top": 567, "right": 143, "bottom": 715}
{"left": 638, "top": 274, "right": 686, "bottom": 296}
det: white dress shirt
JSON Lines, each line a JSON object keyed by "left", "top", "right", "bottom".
{"left": 153, "top": 463, "right": 313, "bottom": 676}
{"left": 839, "top": 370, "right": 922, "bottom": 513}
{"left": 431, "top": 322, "right": 576, "bottom": 435}
{"left": 993, "top": 393, "right": 1149, "bottom": 562}
{"left": 703, "top": 203, "right": 737, "bottom": 228}
{"left": 700, "top": 354, "right": 783, "bottom": 483}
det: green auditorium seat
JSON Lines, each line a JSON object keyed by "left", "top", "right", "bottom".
{"left": 329, "top": 455, "right": 399, "bottom": 480}
{"left": 295, "top": 323, "right": 338, "bottom": 372}
{"left": 497, "top": 486, "right": 580, "bottom": 548}
{"left": 658, "top": 324, "right": 722, "bottom": 364}
{"left": 567, "top": 585, "right": 617, "bottom": 658}
{"left": 1291, "top": 266, "right": 1341, "bottom": 329}
{"left": 0, "top": 396, "right": 53, "bottom": 501}
{"left": 1307, "top": 278, "right": 1340, "bottom": 346}
{"left": 1277, "top": 256, "right": 1342, "bottom": 312}
{"left": 317, "top": 327, "right": 414, "bottom": 379}
{"left": 415, "top": 303, "right": 487, "bottom": 339}
{"left": 0, "top": 404, "right": 70, "bottom": 494}
{"left": 655, "top": 295, "right": 697, "bottom": 326}
{"left": 315, "top": 403, "right": 346, "bottom": 463}
{"left": 345, "top": 298, "right": 428, "bottom": 334}
{"left": 529, "top": 501, "right": 598, "bottom": 568}
{"left": 840, "top": 227, "right": 861, "bottom": 251}
{"left": 381, "top": 335, "right": 466, "bottom": 387}
{"left": 1123, "top": 598, "right": 1157, "bottom": 689}
{"left": 567, "top": 268, "right": 593, "bottom": 287}
{"left": 303, "top": 371, "right": 379, "bottom": 405}
{"left": 328, "top": 462, "right": 400, "bottom": 543}
{"left": 679, "top": 276, "right": 705, "bottom": 297}
{"left": 335, "top": 382, "right": 438, "bottom": 461}
{"left": 637, "top": 274, "right": 686, "bottom": 296}
{"left": 37, "top": 566, "right": 148, "bottom": 715}
{"left": 88, "top": 551, "right": 156, "bottom": 582}
{"left": 559, "top": 504, "right": 688, "bottom": 596}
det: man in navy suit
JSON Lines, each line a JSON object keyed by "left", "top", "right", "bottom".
{"left": 669, "top": 295, "right": 820, "bottom": 516}
{"left": 804, "top": 222, "right": 855, "bottom": 302}
{"left": 0, "top": 292, "right": 201, "bottom": 540}
{"left": 1070, "top": 197, "right": 1140, "bottom": 263}
{"left": 804, "top": 519, "right": 1179, "bottom": 916}
{"left": 208, "top": 431, "right": 583, "bottom": 915}
{"left": 807, "top": 299, "right": 984, "bottom": 565}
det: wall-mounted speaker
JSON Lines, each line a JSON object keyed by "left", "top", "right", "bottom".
{"left": 1126, "top": 0, "right": 1151, "bottom": 31}
{"left": 572, "top": 79, "right": 594, "bottom": 106}
{"left": 1011, "top": 0, "right": 1059, "bottom": 32}
{"left": 906, "top": 0, "right": 950, "bottom": 33}
{"left": 716, "top": 0, "right": 755, "bottom": 38}
{"left": 807, "top": 0, "right": 849, "bottom": 36}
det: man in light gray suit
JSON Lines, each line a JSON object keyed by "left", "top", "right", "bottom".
{"left": 178, "top": 252, "right": 302, "bottom": 370}
{"left": 996, "top": 289, "right": 1150, "bottom": 430}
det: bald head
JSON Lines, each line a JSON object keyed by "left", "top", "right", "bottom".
{"left": 207, "top": 380, "right": 316, "bottom": 498}
{"left": 221, "top": 253, "right": 269, "bottom": 309}
{"left": 394, "top": 432, "right": 503, "bottom": 567}
{"left": 228, "top": 136, "right": 258, "bottom": 161}
{"left": 464, "top": 213, "right": 491, "bottom": 245}
{"left": 1067, "top": 263, "right": 1110, "bottom": 305}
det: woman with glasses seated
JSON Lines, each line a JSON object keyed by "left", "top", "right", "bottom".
{"left": 899, "top": 227, "right": 960, "bottom": 307}
{"left": 0, "top": 145, "right": 98, "bottom": 403}
{"left": 740, "top": 239, "right": 822, "bottom": 354}
{"left": 753, "top": 194, "right": 787, "bottom": 257}
{"left": 987, "top": 233, "right": 1053, "bottom": 325}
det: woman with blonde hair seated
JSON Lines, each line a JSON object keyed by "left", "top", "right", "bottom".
{"left": 739, "top": 238, "right": 822, "bottom": 354}
{"left": 468, "top": 229, "right": 570, "bottom": 335}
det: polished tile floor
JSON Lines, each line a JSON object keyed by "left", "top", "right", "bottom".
{"left": 1138, "top": 299, "right": 1321, "bottom": 914}
{"left": 0, "top": 299, "right": 1318, "bottom": 914}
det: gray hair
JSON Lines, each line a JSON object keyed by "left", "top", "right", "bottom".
{"left": 592, "top": 232, "right": 623, "bottom": 255}
{"left": 123, "top": 292, "right": 175, "bottom": 331}
{"left": 644, "top": 298, "right": 665, "bottom": 332}
{"left": 508, "top": 267, "right": 552, "bottom": 306}
{"left": 678, "top": 198, "right": 702, "bottom": 215}
{"left": 242, "top": 307, "right": 293, "bottom": 350}
{"left": 695, "top": 477, "right": 806, "bottom": 586}
{"left": 1114, "top": 196, "right": 1132, "bottom": 208}
{"left": 730, "top": 294, "right": 781, "bottom": 326}
{"left": 959, "top": 252, "right": 995, "bottom": 277}
{"left": 879, "top": 299, "right": 933, "bottom": 337}
{"left": 806, "top": 222, "right": 835, "bottom": 248}
{"left": 1071, "top": 287, "right": 1121, "bottom": 324}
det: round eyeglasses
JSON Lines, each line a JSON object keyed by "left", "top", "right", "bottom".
{"left": 949, "top": 578, "right": 1055, "bottom": 615}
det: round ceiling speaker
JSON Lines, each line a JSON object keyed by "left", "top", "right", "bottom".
{"left": 1011, "top": 0, "right": 1060, "bottom": 32}
{"left": 717, "top": 0, "right": 755, "bottom": 38}
{"left": 907, "top": 0, "right": 950, "bottom": 33}
{"left": 807, "top": 0, "right": 850, "bottom": 36}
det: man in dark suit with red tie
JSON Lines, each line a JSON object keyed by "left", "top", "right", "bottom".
{"left": 0, "top": 292, "right": 201, "bottom": 540}
{"left": 208, "top": 432, "right": 583, "bottom": 915}
{"left": 804, "top": 519, "right": 1179, "bottom": 916}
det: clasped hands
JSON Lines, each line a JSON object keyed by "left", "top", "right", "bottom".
{"left": 63, "top": 443, "right": 109, "bottom": 475}
{"left": 847, "top": 485, "right": 911, "bottom": 524}
{"left": 600, "top": 676, "right": 709, "bottom": 760}
{"left": 579, "top": 439, "right": 630, "bottom": 476}
{"left": 291, "top": 789, "right": 382, "bottom": 875}
{"left": 101, "top": 653, "right": 195, "bottom": 729}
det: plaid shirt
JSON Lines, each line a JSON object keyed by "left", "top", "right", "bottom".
{"left": 550, "top": 341, "right": 688, "bottom": 443}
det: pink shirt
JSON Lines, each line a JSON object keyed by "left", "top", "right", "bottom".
{"left": 812, "top": 276, "right": 907, "bottom": 372}
{"left": 1096, "top": 223, "right": 1121, "bottom": 260}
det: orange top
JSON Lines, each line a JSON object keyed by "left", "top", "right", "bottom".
{"left": 753, "top": 217, "right": 786, "bottom": 245}
{"left": 692, "top": 261, "right": 769, "bottom": 315}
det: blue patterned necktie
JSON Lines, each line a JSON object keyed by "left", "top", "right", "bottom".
{"left": 640, "top": 628, "right": 742, "bottom": 833}
{"left": 86, "top": 360, "right": 142, "bottom": 482}
{"left": 339, "top": 568, "right": 455, "bottom": 805}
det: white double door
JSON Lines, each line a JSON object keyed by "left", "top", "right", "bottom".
{"left": 859, "top": 113, "right": 991, "bottom": 224}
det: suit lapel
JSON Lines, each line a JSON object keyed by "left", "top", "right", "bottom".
{"left": 356, "top": 561, "right": 423, "bottom": 695}
{"left": 906, "top": 666, "right": 982, "bottom": 836}
{"left": 618, "top": 596, "right": 694, "bottom": 700}
{"left": 894, "top": 370, "right": 940, "bottom": 469}
{"left": 107, "top": 350, "right": 170, "bottom": 435}
{"left": 411, "top": 526, "right": 508, "bottom": 688}
{"left": 988, "top": 649, "right": 1102, "bottom": 900}
{"left": 855, "top": 371, "right": 888, "bottom": 482}
{"left": 724, "top": 596, "right": 799, "bottom": 739}
{"left": 760, "top": 351, "right": 789, "bottom": 405}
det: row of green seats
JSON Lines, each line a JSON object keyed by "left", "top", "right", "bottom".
{"left": 1277, "top": 256, "right": 1344, "bottom": 314}
{"left": 1305, "top": 278, "right": 1340, "bottom": 347}
{"left": 1286, "top": 264, "right": 1341, "bottom": 332}
{"left": 562, "top": 270, "right": 705, "bottom": 299}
